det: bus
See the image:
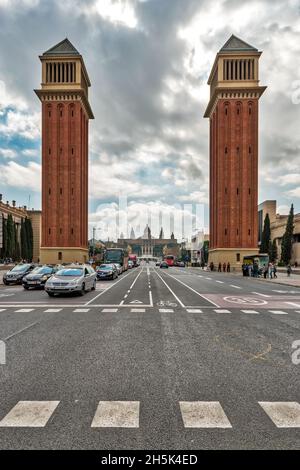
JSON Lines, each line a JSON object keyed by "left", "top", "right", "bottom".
{"left": 164, "top": 255, "right": 176, "bottom": 267}
{"left": 128, "top": 254, "right": 137, "bottom": 267}
{"left": 103, "top": 248, "right": 129, "bottom": 272}
{"left": 243, "top": 253, "right": 269, "bottom": 269}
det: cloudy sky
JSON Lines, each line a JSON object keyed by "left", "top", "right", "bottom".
{"left": 0, "top": 0, "right": 300, "bottom": 240}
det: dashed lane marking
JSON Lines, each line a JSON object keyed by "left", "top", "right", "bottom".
{"left": 214, "top": 309, "right": 231, "bottom": 313}
{"left": 0, "top": 401, "right": 60, "bottom": 427}
{"left": 91, "top": 401, "right": 140, "bottom": 428}
{"left": 84, "top": 269, "right": 136, "bottom": 306}
{"left": 73, "top": 308, "right": 90, "bottom": 313}
{"left": 154, "top": 270, "right": 185, "bottom": 308}
{"left": 285, "top": 302, "right": 300, "bottom": 308}
{"left": 259, "top": 402, "right": 300, "bottom": 428}
{"left": 230, "top": 285, "right": 241, "bottom": 289}
{"left": 159, "top": 309, "right": 174, "bottom": 313}
{"left": 252, "top": 292, "right": 271, "bottom": 298}
{"left": 15, "top": 308, "right": 34, "bottom": 313}
{"left": 0, "top": 309, "right": 6, "bottom": 312}
{"left": 215, "top": 280, "right": 224, "bottom": 284}
{"left": 268, "top": 310, "right": 288, "bottom": 315}
{"left": 205, "top": 277, "right": 212, "bottom": 280}
{"left": 241, "top": 310, "right": 259, "bottom": 314}
{"left": 130, "top": 308, "right": 145, "bottom": 313}
{"left": 101, "top": 308, "right": 118, "bottom": 313}
{"left": 186, "top": 309, "right": 203, "bottom": 313}
{"left": 180, "top": 401, "right": 232, "bottom": 428}
{"left": 43, "top": 308, "right": 62, "bottom": 313}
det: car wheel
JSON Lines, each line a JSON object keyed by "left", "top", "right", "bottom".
{"left": 91, "top": 280, "right": 96, "bottom": 291}
{"left": 3, "top": 280, "right": 8, "bottom": 285}
{"left": 79, "top": 283, "right": 85, "bottom": 296}
{"left": 47, "top": 292, "right": 55, "bottom": 297}
{"left": 23, "top": 285, "right": 29, "bottom": 290}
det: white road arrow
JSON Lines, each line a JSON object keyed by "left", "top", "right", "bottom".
{"left": 130, "top": 300, "right": 143, "bottom": 304}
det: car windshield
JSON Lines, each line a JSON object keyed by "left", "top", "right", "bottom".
{"left": 11, "top": 264, "right": 31, "bottom": 272}
{"left": 31, "top": 267, "right": 53, "bottom": 274}
{"left": 98, "top": 265, "right": 113, "bottom": 270}
{"left": 56, "top": 269, "right": 83, "bottom": 276}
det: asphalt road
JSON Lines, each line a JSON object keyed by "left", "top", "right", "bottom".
{"left": 0, "top": 262, "right": 300, "bottom": 449}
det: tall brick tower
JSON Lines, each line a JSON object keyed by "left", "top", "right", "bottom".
{"left": 35, "top": 39, "right": 94, "bottom": 264}
{"left": 204, "top": 35, "right": 266, "bottom": 268}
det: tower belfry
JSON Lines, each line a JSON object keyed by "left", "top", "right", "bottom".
{"left": 204, "top": 35, "right": 266, "bottom": 267}
{"left": 35, "top": 38, "right": 94, "bottom": 264}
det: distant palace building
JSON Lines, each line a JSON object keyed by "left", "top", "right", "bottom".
{"left": 117, "top": 225, "right": 179, "bottom": 258}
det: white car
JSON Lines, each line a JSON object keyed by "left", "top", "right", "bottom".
{"left": 45, "top": 265, "right": 96, "bottom": 296}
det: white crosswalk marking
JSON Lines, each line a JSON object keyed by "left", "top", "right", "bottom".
{"left": 252, "top": 292, "right": 271, "bottom": 298}
{"left": 268, "top": 310, "right": 288, "bottom": 315}
{"left": 44, "top": 309, "right": 62, "bottom": 313}
{"left": 241, "top": 310, "right": 259, "bottom": 314}
{"left": 215, "top": 280, "right": 224, "bottom": 284}
{"left": 186, "top": 309, "right": 203, "bottom": 313}
{"left": 214, "top": 309, "right": 231, "bottom": 313}
{"left": 230, "top": 285, "right": 241, "bottom": 289}
{"left": 101, "top": 308, "right": 118, "bottom": 313}
{"left": 0, "top": 309, "right": 6, "bottom": 312}
{"left": 130, "top": 308, "right": 145, "bottom": 313}
{"left": 259, "top": 402, "right": 300, "bottom": 428}
{"left": 159, "top": 309, "right": 174, "bottom": 313}
{"left": 15, "top": 309, "right": 34, "bottom": 313}
{"left": 285, "top": 302, "right": 300, "bottom": 308}
{"left": 73, "top": 309, "right": 90, "bottom": 313}
{"left": 91, "top": 401, "right": 140, "bottom": 428}
{"left": 205, "top": 277, "right": 212, "bottom": 280}
{"left": 0, "top": 401, "right": 60, "bottom": 427}
{"left": 179, "top": 401, "right": 232, "bottom": 428}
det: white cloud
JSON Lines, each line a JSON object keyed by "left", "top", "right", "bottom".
{"left": 0, "top": 161, "right": 41, "bottom": 191}
{"left": 0, "top": 109, "right": 40, "bottom": 140}
{"left": 0, "top": 148, "right": 17, "bottom": 159}
{"left": 277, "top": 204, "right": 290, "bottom": 215}
{"left": 285, "top": 187, "right": 300, "bottom": 199}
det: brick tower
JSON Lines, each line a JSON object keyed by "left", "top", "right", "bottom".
{"left": 204, "top": 35, "right": 266, "bottom": 268}
{"left": 35, "top": 39, "right": 94, "bottom": 264}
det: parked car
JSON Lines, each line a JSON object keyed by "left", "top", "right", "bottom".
{"left": 113, "top": 263, "right": 123, "bottom": 275}
{"left": 155, "top": 261, "right": 161, "bottom": 266}
{"left": 45, "top": 265, "right": 96, "bottom": 296}
{"left": 160, "top": 262, "right": 169, "bottom": 269}
{"left": 177, "top": 261, "right": 185, "bottom": 267}
{"left": 96, "top": 264, "right": 118, "bottom": 280}
{"left": 22, "top": 265, "right": 58, "bottom": 290}
{"left": 3, "top": 263, "right": 35, "bottom": 285}
{"left": 128, "top": 260, "right": 134, "bottom": 269}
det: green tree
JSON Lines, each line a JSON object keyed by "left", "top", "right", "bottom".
{"left": 20, "top": 218, "right": 28, "bottom": 260}
{"left": 1, "top": 216, "right": 7, "bottom": 258}
{"left": 24, "top": 218, "right": 33, "bottom": 261}
{"left": 202, "top": 240, "right": 209, "bottom": 264}
{"left": 6, "top": 214, "right": 15, "bottom": 258}
{"left": 281, "top": 204, "right": 294, "bottom": 265}
{"left": 260, "top": 213, "right": 271, "bottom": 253}
{"left": 269, "top": 239, "right": 278, "bottom": 263}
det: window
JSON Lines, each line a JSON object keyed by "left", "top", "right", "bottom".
{"left": 71, "top": 148, "right": 74, "bottom": 155}
{"left": 71, "top": 228, "right": 74, "bottom": 235}
{"left": 71, "top": 188, "right": 74, "bottom": 195}
{"left": 60, "top": 228, "right": 62, "bottom": 234}
{"left": 248, "top": 188, "right": 251, "bottom": 195}
{"left": 225, "top": 108, "right": 228, "bottom": 116}
{"left": 71, "top": 110, "right": 74, "bottom": 117}
{"left": 48, "top": 148, "right": 51, "bottom": 155}
{"left": 236, "top": 253, "right": 240, "bottom": 262}
{"left": 237, "top": 188, "right": 239, "bottom": 195}
{"left": 60, "top": 188, "right": 62, "bottom": 195}
{"left": 48, "top": 111, "right": 51, "bottom": 118}
{"left": 58, "top": 252, "right": 62, "bottom": 261}
{"left": 237, "top": 229, "right": 239, "bottom": 235}
{"left": 236, "top": 147, "right": 239, "bottom": 153}
{"left": 225, "top": 228, "right": 227, "bottom": 235}
{"left": 248, "top": 229, "right": 251, "bottom": 235}
{"left": 225, "top": 187, "right": 227, "bottom": 194}
{"left": 48, "top": 188, "right": 51, "bottom": 195}
{"left": 48, "top": 228, "right": 51, "bottom": 235}
{"left": 249, "top": 146, "right": 252, "bottom": 154}
{"left": 225, "top": 147, "right": 228, "bottom": 154}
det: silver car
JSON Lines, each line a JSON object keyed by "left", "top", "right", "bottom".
{"left": 45, "top": 265, "right": 96, "bottom": 297}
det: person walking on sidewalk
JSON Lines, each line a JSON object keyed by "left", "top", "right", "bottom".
{"left": 223, "top": 262, "right": 226, "bottom": 272}
{"left": 218, "top": 262, "right": 222, "bottom": 272}
{"left": 273, "top": 264, "right": 277, "bottom": 279}
{"left": 287, "top": 264, "right": 292, "bottom": 277}
{"left": 227, "top": 262, "right": 230, "bottom": 273}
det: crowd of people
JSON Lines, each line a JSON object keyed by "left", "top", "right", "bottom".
{"left": 209, "top": 262, "right": 231, "bottom": 272}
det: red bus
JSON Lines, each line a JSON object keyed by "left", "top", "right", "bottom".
{"left": 129, "top": 254, "right": 137, "bottom": 267}
{"left": 164, "top": 255, "right": 176, "bottom": 266}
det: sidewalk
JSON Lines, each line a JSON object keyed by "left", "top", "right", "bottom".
{"left": 256, "top": 272, "right": 300, "bottom": 288}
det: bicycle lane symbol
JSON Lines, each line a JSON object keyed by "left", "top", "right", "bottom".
{"left": 223, "top": 296, "right": 268, "bottom": 306}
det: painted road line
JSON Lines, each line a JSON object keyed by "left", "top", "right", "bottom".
{"left": 163, "top": 271, "right": 221, "bottom": 308}
{"left": 102, "top": 308, "right": 118, "bottom": 313}
{"left": 129, "top": 267, "right": 144, "bottom": 290}
{"left": 73, "top": 308, "right": 90, "bottom": 313}
{"left": 215, "top": 280, "right": 224, "bottom": 284}
{"left": 43, "top": 308, "right": 62, "bottom": 313}
{"left": 124, "top": 294, "right": 128, "bottom": 299}
{"left": 285, "top": 302, "right": 300, "bottom": 308}
{"left": 179, "top": 401, "right": 232, "bottom": 428}
{"left": 149, "top": 291, "right": 153, "bottom": 306}
{"left": 130, "top": 308, "right": 145, "bottom": 313}
{"left": 186, "top": 309, "right": 203, "bottom": 313}
{"left": 15, "top": 308, "right": 34, "bottom": 313}
{"left": 3, "top": 321, "right": 40, "bottom": 341}
{"left": 159, "top": 309, "right": 174, "bottom": 313}
{"left": 0, "top": 401, "right": 60, "bottom": 427}
{"left": 0, "top": 309, "right": 6, "bottom": 312}
{"left": 252, "top": 292, "right": 271, "bottom": 298}
{"left": 214, "top": 309, "right": 231, "bottom": 313}
{"left": 91, "top": 401, "right": 140, "bottom": 428}
{"left": 205, "top": 277, "right": 212, "bottom": 280}
{"left": 154, "top": 270, "right": 185, "bottom": 307}
{"left": 241, "top": 310, "right": 259, "bottom": 314}
{"left": 84, "top": 269, "right": 135, "bottom": 306}
{"left": 258, "top": 402, "right": 300, "bottom": 428}
{"left": 268, "top": 310, "right": 288, "bottom": 315}
{"left": 230, "top": 285, "right": 241, "bottom": 289}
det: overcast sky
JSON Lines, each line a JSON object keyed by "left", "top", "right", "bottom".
{"left": 0, "top": 0, "right": 300, "bottom": 240}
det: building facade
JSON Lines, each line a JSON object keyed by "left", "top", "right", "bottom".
{"left": 204, "top": 35, "right": 266, "bottom": 268}
{"left": 35, "top": 38, "right": 94, "bottom": 264}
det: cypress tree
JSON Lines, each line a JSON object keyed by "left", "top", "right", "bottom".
{"left": 260, "top": 213, "right": 271, "bottom": 253}
{"left": 20, "top": 219, "right": 28, "bottom": 261}
{"left": 26, "top": 218, "right": 33, "bottom": 261}
{"left": 269, "top": 239, "right": 278, "bottom": 263}
{"left": 1, "top": 216, "right": 7, "bottom": 258}
{"left": 6, "top": 214, "right": 15, "bottom": 258}
{"left": 281, "top": 204, "right": 294, "bottom": 265}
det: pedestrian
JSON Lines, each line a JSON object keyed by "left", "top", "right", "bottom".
{"left": 227, "top": 262, "right": 230, "bottom": 273}
{"left": 242, "top": 264, "right": 246, "bottom": 276}
{"left": 287, "top": 264, "right": 292, "bottom": 277}
{"left": 223, "top": 262, "right": 226, "bottom": 273}
{"left": 273, "top": 264, "right": 277, "bottom": 279}
{"left": 218, "top": 262, "right": 222, "bottom": 272}
{"left": 248, "top": 264, "right": 253, "bottom": 277}
{"left": 269, "top": 263, "right": 273, "bottom": 279}
{"left": 253, "top": 262, "right": 258, "bottom": 278}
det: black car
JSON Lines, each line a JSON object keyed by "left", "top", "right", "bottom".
{"left": 96, "top": 264, "right": 118, "bottom": 280}
{"left": 22, "top": 265, "right": 57, "bottom": 290}
{"left": 160, "top": 262, "right": 169, "bottom": 269}
{"left": 3, "top": 263, "right": 35, "bottom": 285}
